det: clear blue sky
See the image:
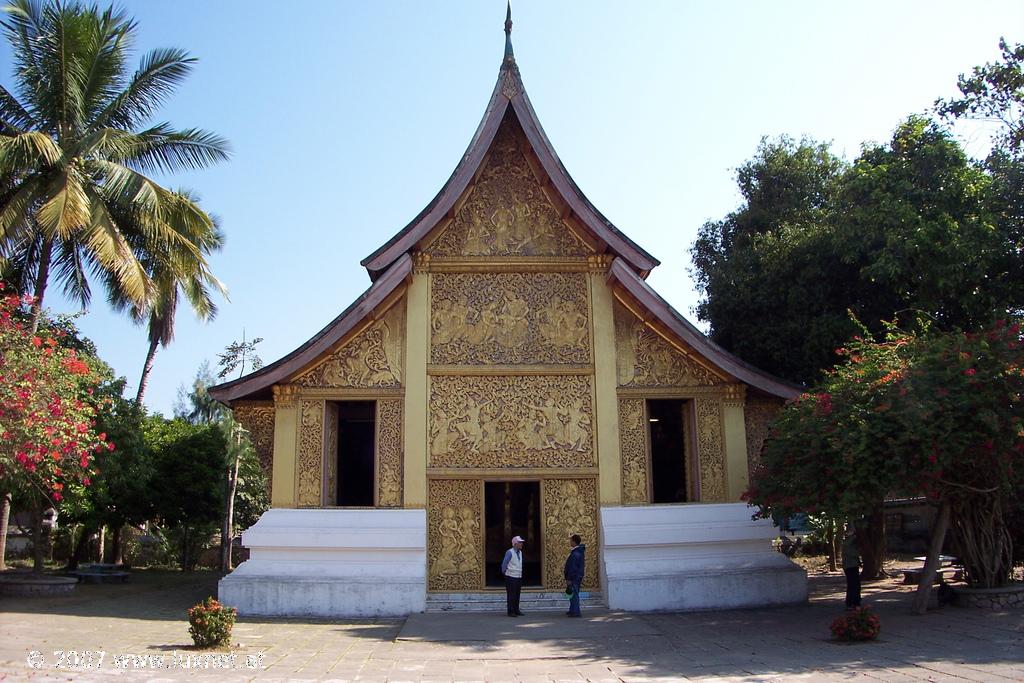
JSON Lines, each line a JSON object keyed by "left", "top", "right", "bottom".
{"left": 2, "top": 1, "right": 1020, "bottom": 415}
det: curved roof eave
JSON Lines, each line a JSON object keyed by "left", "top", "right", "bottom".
{"left": 208, "top": 253, "right": 413, "bottom": 405}
{"left": 607, "top": 258, "right": 802, "bottom": 400}
{"left": 360, "top": 58, "right": 660, "bottom": 281}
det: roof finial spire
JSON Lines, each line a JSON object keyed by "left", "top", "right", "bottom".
{"left": 503, "top": 1, "right": 515, "bottom": 63}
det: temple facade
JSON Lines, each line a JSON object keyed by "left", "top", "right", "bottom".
{"left": 210, "top": 14, "right": 807, "bottom": 617}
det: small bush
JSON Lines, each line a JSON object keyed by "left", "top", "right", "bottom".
{"left": 187, "top": 597, "right": 237, "bottom": 648}
{"left": 830, "top": 605, "right": 880, "bottom": 642}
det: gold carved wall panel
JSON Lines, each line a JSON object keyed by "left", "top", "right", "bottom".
{"left": 694, "top": 397, "right": 726, "bottom": 502}
{"left": 323, "top": 403, "right": 338, "bottom": 506}
{"left": 431, "top": 272, "right": 590, "bottom": 365}
{"left": 428, "top": 479, "right": 483, "bottom": 591}
{"left": 426, "top": 120, "right": 590, "bottom": 258}
{"left": 376, "top": 399, "right": 404, "bottom": 507}
{"left": 296, "top": 400, "right": 325, "bottom": 507}
{"left": 430, "top": 375, "right": 595, "bottom": 469}
{"left": 295, "top": 302, "right": 405, "bottom": 389}
{"left": 543, "top": 478, "right": 599, "bottom": 590}
{"left": 618, "top": 399, "right": 649, "bottom": 504}
{"left": 614, "top": 302, "right": 720, "bottom": 388}
{"left": 745, "top": 396, "right": 783, "bottom": 477}
{"left": 233, "top": 403, "right": 275, "bottom": 480}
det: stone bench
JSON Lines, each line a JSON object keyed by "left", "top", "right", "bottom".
{"left": 902, "top": 566, "right": 962, "bottom": 585}
{"left": 74, "top": 570, "right": 129, "bottom": 584}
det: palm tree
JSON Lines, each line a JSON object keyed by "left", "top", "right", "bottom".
{"left": 0, "top": 0, "right": 229, "bottom": 331}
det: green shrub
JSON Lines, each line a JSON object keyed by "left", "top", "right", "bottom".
{"left": 187, "top": 597, "right": 237, "bottom": 648}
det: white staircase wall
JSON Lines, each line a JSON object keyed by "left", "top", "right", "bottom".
{"left": 219, "top": 508, "right": 426, "bottom": 617}
{"left": 601, "top": 503, "right": 807, "bottom": 612}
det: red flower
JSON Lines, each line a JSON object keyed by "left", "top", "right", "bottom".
{"left": 964, "top": 368, "right": 976, "bottom": 376}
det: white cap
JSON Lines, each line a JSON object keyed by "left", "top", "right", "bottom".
{"left": 512, "top": 536, "right": 525, "bottom": 544}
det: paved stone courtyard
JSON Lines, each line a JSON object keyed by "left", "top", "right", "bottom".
{"left": 0, "top": 569, "right": 1021, "bottom": 682}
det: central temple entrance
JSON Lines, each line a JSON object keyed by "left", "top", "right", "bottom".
{"left": 484, "top": 481, "right": 542, "bottom": 587}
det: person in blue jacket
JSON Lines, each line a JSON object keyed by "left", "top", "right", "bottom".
{"left": 564, "top": 534, "right": 585, "bottom": 617}
{"left": 501, "top": 535, "right": 525, "bottom": 617}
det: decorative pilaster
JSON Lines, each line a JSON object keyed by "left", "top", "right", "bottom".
{"left": 377, "top": 399, "right": 404, "bottom": 507}
{"left": 270, "top": 384, "right": 300, "bottom": 508}
{"left": 591, "top": 273, "right": 622, "bottom": 505}
{"left": 722, "top": 385, "right": 749, "bottom": 502}
{"left": 296, "top": 400, "right": 326, "bottom": 507}
{"left": 694, "top": 396, "right": 726, "bottom": 502}
{"left": 403, "top": 272, "right": 430, "bottom": 508}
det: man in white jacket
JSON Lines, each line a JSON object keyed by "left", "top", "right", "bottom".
{"left": 501, "top": 535, "right": 525, "bottom": 617}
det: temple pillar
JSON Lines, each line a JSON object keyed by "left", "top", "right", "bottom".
{"left": 722, "top": 385, "right": 749, "bottom": 502}
{"left": 270, "top": 384, "right": 300, "bottom": 508}
{"left": 590, "top": 269, "right": 621, "bottom": 506}
{"left": 403, "top": 268, "right": 429, "bottom": 508}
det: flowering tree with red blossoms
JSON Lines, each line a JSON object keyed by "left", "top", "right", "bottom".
{"left": 745, "top": 320, "right": 1024, "bottom": 610}
{"left": 0, "top": 287, "right": 111, "bottom": 570}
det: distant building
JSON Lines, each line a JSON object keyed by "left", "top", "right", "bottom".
{"left": 210, "top": 9, "right": 806, "bottom": 617}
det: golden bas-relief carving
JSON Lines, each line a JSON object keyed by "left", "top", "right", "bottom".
{"left": 426, "top": 120, "right": 590, "bottom": 258}
{"left": 428, "top": 480, "right": 483, "bottom": 591}
{"left": 232, "top": 404, "right": 275, "bottom": 479}
{"left": 543, "top": 479, "right": 599, "bottom": 590}
{"left": 431, "top": 273, "right": 590, "bottom": 365}
{"left": 376, "top": 400, "right": 403, "bottom": 507}
{"left": 430, "top": 375, "right": 595, "bottom": 468}
{"left": 745, "top": 397, "right": 783, "bottom": 476}
{"left": 695, "top": 397, "right": 726, "bottom": 502}
{"left": 296, "top": 303, "right": 405, "bottom": 388}
{"left": 618, "top": 399, "right": 649, "bottom": 504}
{"left": 296, "top": 400, "right": 325, "bottom": 507}
{"left": 614, "top": 303, "right": 719, "bottom": 387}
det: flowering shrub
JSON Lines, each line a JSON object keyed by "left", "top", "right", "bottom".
{"left": 830, "top": 606, "right": 881, "bottom": 641}
{"left": 187, "top": 597, "right": 237, "bottom": 648}
{"left": 0, "top": 286, "right": 109, "bottom": 505}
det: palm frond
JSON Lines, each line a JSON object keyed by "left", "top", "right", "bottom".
{"left": 36, "top": 167, "right": 90, "bottom": 239}
{"left": 0, "top": 85, "right": 36, "bottom": 133}
{"left": 96, "top": 47, "right": 195, "bottom": 131}
{"left": 52, "top": 237, "right": 91, "bottom": 309}
{"left": 119, "top": 124, "right": 230, "bottom": 173}
{"left": 0, "top": 130, "right": 64, "bottom": 171}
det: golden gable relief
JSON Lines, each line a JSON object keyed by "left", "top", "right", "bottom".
{"left": 614, "top": 302, "right": 719, "bottom": 387}
{"left": 296, "top": 302, "right": 405, "bottom": 388}
{"left": 543, "top": 478, "right": 599, "bottom": 590}
{"left": 428, "top": 479, "right": 482, "bottom": 591}
{"left": 430, "top": 375, "right": 594, "bottom": 468}
{"left": 431, "top": 273, "right": 590, "bottom": 365}
{"left": 426, "top": 120, "right": 590, "bottom": 258}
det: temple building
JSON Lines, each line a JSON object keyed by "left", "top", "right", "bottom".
{"left": 210, "top": 10, "right": 807, "bottom": 617}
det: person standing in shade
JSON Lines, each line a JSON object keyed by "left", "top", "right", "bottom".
{"left": 841, "top": 521, "right": 861, "bottom": 609}
{"left": 564, "top": 533, "right": 586, "bottom": 617}
{"left": 501, "top": 535, "right": 525, "bottom": 617}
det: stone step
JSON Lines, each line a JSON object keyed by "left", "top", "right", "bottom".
{"left": 426, "top": 591, "right": 604, "bottom": 612}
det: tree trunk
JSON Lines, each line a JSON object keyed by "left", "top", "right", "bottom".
{"left": 31, "top": 505, "right": 44, "bottom": 573}
{"left": 0, "top": 492, "right": 11, "bottom": 571}
{"left": 65, "top": 525, "right": 92, "bottom": 571}
{"left": 30, "top": 238, "right": 55, "bottom": 333}
{"left": 912, "top": 498, "right": 951, "bottom": 615}
{"left": 110, "top": 525, "right": 123, "bottom": 565}
{"left": 221, "top": 448, "right": 242, "bottom": 572}
{"left": 860, "top": 506, "right": 886, "bottom": 580}
{"left": 182, "top": 527, "right": 191, "bottom": 572}
{"left": 96, "top": 525, "right": 105, "bottom": 563}
{"left": 135, "top": 339, "right": 160, "bottom": 404}
{"left": 826, "top": 520, "right": 838, "bottom": 572}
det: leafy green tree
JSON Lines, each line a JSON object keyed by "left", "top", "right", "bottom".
{"left": 0, "top": 0, "right": 228, "bottom": 331}
{"left": 691, "top": 118, "right": 1022, "bottom": 384}
{"left": 746, "top": 320, "right": 1024, "bottom": 611}
{"left": 936, "top": 38, "right": 1024, "bottom": 154}
{"left": 145, "top": 416, "right": 225, "bottom": 571}
{"left": 217, "top": 332, "right": 262, "bottom": 379}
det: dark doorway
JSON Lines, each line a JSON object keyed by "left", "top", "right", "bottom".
{"left": 648, "top": 399, "right": 688, "bottom": 503}
{"left": 337, "top": 401, "right": 375, "bottom": 506}
{"left": 484, "top": 481, "right": 542, "bottom": 586}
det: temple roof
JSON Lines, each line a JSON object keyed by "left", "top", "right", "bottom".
{"left": 360, "top": 9, "right": 660, "bottom": 281}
